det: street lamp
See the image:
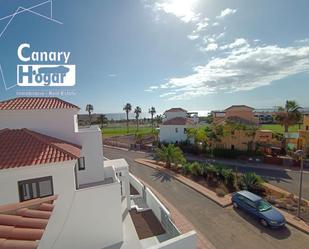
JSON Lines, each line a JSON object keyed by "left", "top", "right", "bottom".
{"left": 295, "top": 149, "right": 304, "bottom": 218}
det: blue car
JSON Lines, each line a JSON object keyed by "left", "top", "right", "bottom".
{"left": 232, "top": 190, "right": 286, "bottom": 228}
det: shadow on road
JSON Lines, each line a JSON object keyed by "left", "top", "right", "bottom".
{"left": 152, "top": 170, "right": 172, "bottom": 182}
{"left": 234, "top": 208, "right": 291, "bottom": 240}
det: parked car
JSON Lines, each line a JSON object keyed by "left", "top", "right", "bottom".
{"left": 232, "top": 190, "right": 286, "bottom": 228}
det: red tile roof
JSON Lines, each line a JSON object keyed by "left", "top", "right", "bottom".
{"left": 225, "top": 105, "right": 254, "bottom": 110}
{"left": 164, "top": 108, "right": 187, "bottom": 113}
{"left": 162, "top": 117, "right": 194, "bottom": 126}
{"left": 0, "top": 129, "right": 81, "bottom": 170}
{"left": 0, "top": 97, "right": 80, "bottom": 110}
{"left": 0, "top": 196, "right": 57, "bottom": 249}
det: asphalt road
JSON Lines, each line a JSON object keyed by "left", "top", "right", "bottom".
{"left": 104, "top": 147, "right": 309, "bottom": 249}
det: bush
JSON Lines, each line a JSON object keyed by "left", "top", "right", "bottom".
{"left": 155, "top": 144, "right": 186, "bottom": 168}
{"left": 221, "top": 168, "right": 236, "bottom": 188}
{"left": 240, "top": 172, "right": 264, "bottom": 193}
{"left": 182, "top": 163, "right": 192, "bottom": 175}
{"left": 205, "top": 164, "right": 219, "bottom": 181}
{"left": 190, "top": 162, "right": 202, "bottom": 176}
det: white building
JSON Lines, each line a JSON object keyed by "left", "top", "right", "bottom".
{"left": 0, "top": 97, "right": 196, "bottom": 249}
{"left": 159, "top": 108, "right": 198, "bottom": 143}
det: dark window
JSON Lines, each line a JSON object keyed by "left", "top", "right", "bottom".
{"left": 18, "top": 176, "right": 53, "bottom": 202}
{"left": 184, "top": 128, "right": 187, "bottom": 134}
{"left": 231, "top": 145, "right": 235, "bottom": 150}
{"left": 306, "top": 126, "right": 309, "bottom": 131}
{"left": 175, "top": 128, "right": 178, "bottom": 133}
{"left": 77, "top": 157, "right": 85, "bottom": 171}
{"left": 231, "top": 130, "right": 235, "bottom": 135}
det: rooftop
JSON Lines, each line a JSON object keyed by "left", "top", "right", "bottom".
{"left": 225, "top": 105, "right": 254, "bottom": 111}
{"left": 162, "top": 117, "right": 195, "bottom": 126}
{"left": 0, "top": 97, "right": 80, "bottom": 110}
{"left": 0, "top": 128, "right": 81, "bottom": 170}
{"left": 0, "top": 195, "right": 57, "bottom": 249}
{"left": 164, "top": 108, "right": 187, "bottom": 113}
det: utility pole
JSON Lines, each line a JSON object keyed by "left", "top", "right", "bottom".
{"left": 295, "top": 150, "right": 304, "bottom": 218}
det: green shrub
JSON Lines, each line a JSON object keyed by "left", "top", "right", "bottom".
{"left": 221, "top": 168, "right": 236, "bottom": 187}
{"left": 155, "top": 144, "right": 186, "bottom": 168}
{"left": 240, "top": 172, "right": 264, "bottom": 193}
{"left": 182, "top": 163, "right": 192, "bottom": 175}
{"left": 190, "top": 162, "right": 202, "bottom": 176}
{"left": 205, "top": 164, "right": 219, "bottom": 181}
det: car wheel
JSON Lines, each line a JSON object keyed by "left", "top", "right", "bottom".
{"left": 260, "top": 219, "right": 268, "bottom": 227}
{"left": 233, "top": 202, "right": 238, "bottom": 209}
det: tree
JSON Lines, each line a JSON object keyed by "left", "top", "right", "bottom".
{"left": 187, "top": 127, "right": 208, "bottom": 146}
{"left": 155, "top": 144, "right": 186, "bottom": 168}
{"left": 97, "top": 114, "right": 108, "bottom": 129}
{"left": 275, "top": 100, "right": 302, "bottom": 151}
{"left": 205, "top": 124, "right": 224, "bottom": 157}
{"left": 85, "top": 104, "right": 94, "bottom": 125}
{"left": 123, "top": 103, "right": 132, "bottom": 133}
{"left": 149, "top": 106, "right": 156, "bottom": 131}
{"left": 134, "top": 106, "right": 142, "bottom": 132}
{"left": 155, "top": 114, "right": 163, "bottom": 125}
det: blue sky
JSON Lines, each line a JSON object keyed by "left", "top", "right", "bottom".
{"left": 0, "top": 0, "right": 309, "bottom": 114}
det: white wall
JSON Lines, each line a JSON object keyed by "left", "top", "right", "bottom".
{"left": 149, "top": 231, "right": 197, "bottom": 249}
{"left": 164, "top": 111, "right": 187, "bottom": 121}
{"left": 159, "top": 125, "right": 188, "bottom": 143}
{"left": 76, "top": 126, "right": 105, "bottom": 185}
{"left": 0, "top": 161, "right": 76, "bottom": 205}
{"left": 42, "top": 181, "right": 123, "bottom": 249}
{"left": 0, "top": 109, "right": 80, "bottom": 144}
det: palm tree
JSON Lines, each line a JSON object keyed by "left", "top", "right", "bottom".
{"left": 155, "top": 144, "right": 186, "bottom": 168}
{"left": 149, "top": 107, "right": 156, "bottom": 131}
{"left": 123, "top": 103, "right": 132, "bottom": 133}
{"left": 134, "top": 106, "right": 142, "bottom": 132}
{"left": 98, "top": 114, "right": 108, "bottom": 129}
{"left": 275, "top": 100, "right": 302, "bottom": 151}
{"left": 85, "top": 104, "right": 94, "bottom": 125}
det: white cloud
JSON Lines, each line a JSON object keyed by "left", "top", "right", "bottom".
{"left": 147, "top": 44, "right": 309, "bottom": 100}
{"left": 187, "top": 34, "right": 199, "bottom": 40}
{"left": 151, "top": 0, "right": 200, "bottom": 23}
{"left": 212, "top": 22, "right": 219, "bottom": 26}
{"left": 295, "top": 38, "right": 309, "bottom": 43}
{"left": 216, "top": 8, "right": 237, "bottom": 19}
{"left": 204, "top": 43, "right": 218, "bottom": 51}
{"left": 145, "top": 85, "right": 159, "bottom": 92}
{"left": 220, "top": 38, "right": 248, "bottom": 50}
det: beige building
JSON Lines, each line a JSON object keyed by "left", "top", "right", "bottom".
{"left": 299, "top": 115, "right": 309, "bottom": 157}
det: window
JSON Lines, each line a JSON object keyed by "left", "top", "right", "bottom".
{"left": 231, "top": 145, "right": 235, "bottom": 150}
{"left": 306, "top": 125, "right": 309, "bottom": 131}
{"left": 77, "top": 157, "right": 85, "bottom": 171}
{"left": 175, "top": 128, "right": 178, "bottom": 133}
{"left": 18, "top": 176, "right": 53, "bottom": 202}
{"left": 184, "top": 128, "right": 187, "bottom": 134}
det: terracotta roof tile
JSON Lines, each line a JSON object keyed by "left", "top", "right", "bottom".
{"left": 162, "top": 117, "right": 194, "bottom": 125}
{"left": 164, "top": 108, "right": 187, "bottom": 113}
{"left": 0, "top": 196, "right": 57, "bottom": 249}
{"left": 0, "top": 97, "right": 80, "bottom": 110}
{"left": 0, "top": 129, "right": 81, "bottom": 170}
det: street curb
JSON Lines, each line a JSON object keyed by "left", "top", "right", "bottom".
{"left": 134, "top": 158, "right": 232, "bottom": 208}
{"left": 103, "top": 145, "right": 147, "bottom": 154}
{"left": 135, "top": 158, "right": 309, "bottom": 235}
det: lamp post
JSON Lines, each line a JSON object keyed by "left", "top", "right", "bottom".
{"left": 295, "top": 150, "right": 304, "bottom": 218}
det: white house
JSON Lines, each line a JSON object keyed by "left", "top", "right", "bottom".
{"left": 0, "top": 97, "right": 196, "bottom": 249}
{"left": 159, "top": 108, "right": 198, "bottom": 143}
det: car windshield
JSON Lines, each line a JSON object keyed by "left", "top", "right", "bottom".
{"left": 257, "top": 200, "right": 272, "bottom": 212}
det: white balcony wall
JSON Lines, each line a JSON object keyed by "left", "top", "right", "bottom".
{"left": 76, "top": 126, "right": 105, "bottom": 185}
{"left": 149, "top": 231, "right": 197, "bottom": 249}
{"left": 0, "top": 109, "right": 80, "bottom": 144}
{"left": 41, "top": 181, "right": 123, "bottom": 249}
{"left": 164, "top": 111, "right": 187, "bottom": 121}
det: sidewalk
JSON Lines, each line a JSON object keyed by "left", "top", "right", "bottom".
{"left": 185, "top": 154, "right": 309, "bottom": 173}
